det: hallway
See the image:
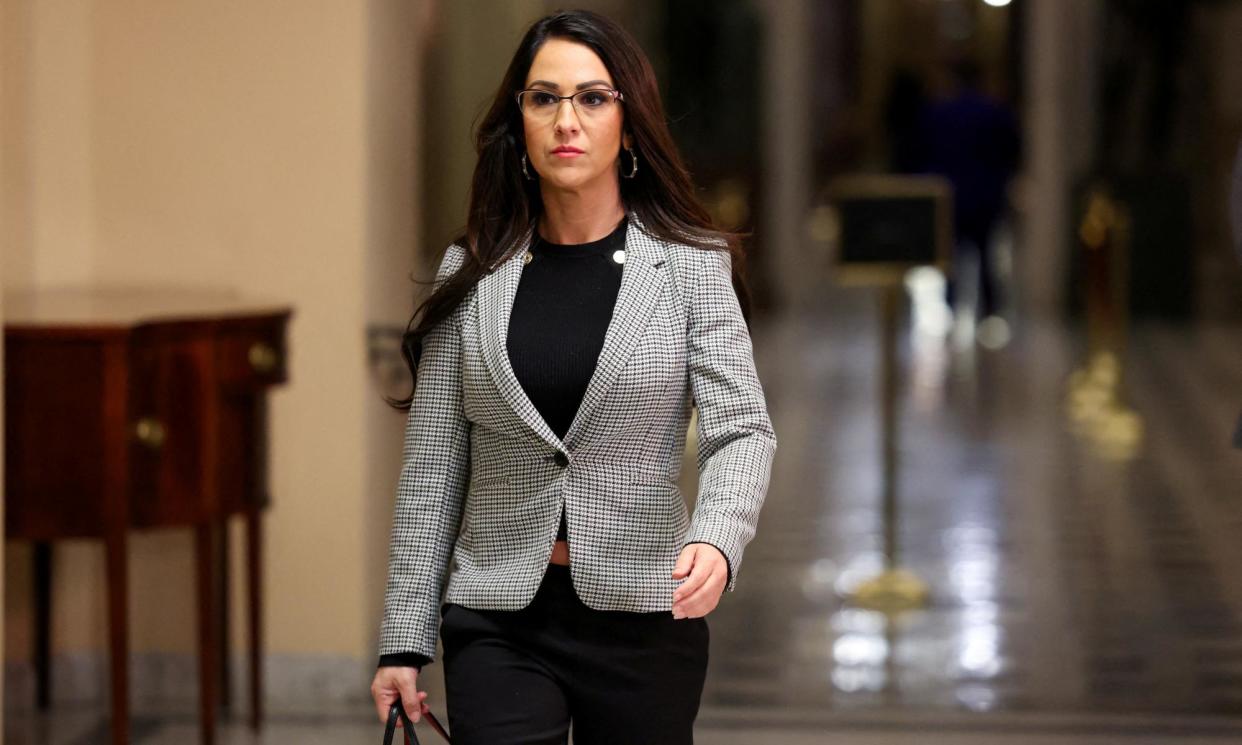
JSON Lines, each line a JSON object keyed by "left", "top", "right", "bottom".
{"left": 7, "top": 290, "right": 1242, "bottom": 744}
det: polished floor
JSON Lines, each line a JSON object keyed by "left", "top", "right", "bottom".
{"left": 6, "top": 288, "right": 1242, "bottom": 744}
{"left": 702, "top": 295, "right": 1242, "bottom": 724}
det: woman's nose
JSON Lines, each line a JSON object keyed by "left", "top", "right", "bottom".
{"left": 554, "top": 99, "right": 580, "bottom": 134}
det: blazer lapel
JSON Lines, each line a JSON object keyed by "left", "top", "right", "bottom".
{"left": 476, "top": 225, "right": 565, "bottom": 451}
{"left": 563, "top": 214, "right": 665, "bottom": 449}
{"left": 475, "top": 213, "right": 667, "bottom": 453}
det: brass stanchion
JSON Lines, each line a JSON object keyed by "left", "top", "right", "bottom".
{"left": 848, "top": 285, "right": 929, "bottom": 611}
{"left": 820, "top": 174, "right": 949, "bottom": 614}
{"left": 1065, "top": 186, "right": 1143, "bottom": 459}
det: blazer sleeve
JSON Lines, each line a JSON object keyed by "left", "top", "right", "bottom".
{"left": 377, "top": 244, "right": 471, "bottom": 661}
{"left": 681, "top": 247, "right": 778, "bottom": 592}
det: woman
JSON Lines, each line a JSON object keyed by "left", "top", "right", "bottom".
{"left": 370, "top": 9, "right": 776, "bottom": 744}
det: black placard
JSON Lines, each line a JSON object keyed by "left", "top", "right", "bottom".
{"left": 827, "top": 175, "right": 952, "bottom": 286}
{"left": 838, "top": 195, "right": 940, "bottom": 265}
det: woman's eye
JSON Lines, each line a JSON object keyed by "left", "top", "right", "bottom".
{"left": 579, "top": 92, "right": 607, "bottom": 106}
{"left": 532, "top": 92, "right": 557, "bottom": 106}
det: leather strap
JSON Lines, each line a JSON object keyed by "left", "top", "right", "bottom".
{"left": 383, "top": 702, "right": 420, "bottom": 745}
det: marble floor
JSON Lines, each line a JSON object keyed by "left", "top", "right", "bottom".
{"left": 715, "top": 293, "right": 1242, "bottom": 725}
{"left": 6, "top": 288, "right": 1242, "bottom": 744}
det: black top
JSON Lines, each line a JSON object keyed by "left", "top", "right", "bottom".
{"left": 508, "top": 216, "right": 626, "bottom": 446}
{"left": 508, "top": 216, "right": 627, "bottom": 544}
{"left": 377, "top": 217, "right": 626, "bottom": 672}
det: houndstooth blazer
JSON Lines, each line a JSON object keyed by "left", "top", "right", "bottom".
{"left": 377, "top": 211, "right": 777, "bottom": 660}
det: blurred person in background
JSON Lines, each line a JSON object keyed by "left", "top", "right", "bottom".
{"left": 369, "top": 9, "right": 776, "bottom": 744}
{"left": 913, "top": 57, "right": 1021, "bottom": 333}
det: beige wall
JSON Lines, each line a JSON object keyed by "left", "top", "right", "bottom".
{"left": 3, "top": 0, "right": 430, "bottom": 696}
{"left": 1, "top": 0, "right": 95, "bottom": 288}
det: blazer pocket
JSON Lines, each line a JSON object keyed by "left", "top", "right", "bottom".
{"left": 469, "top": 474, "right": 512, "bottom": 492}
{"left": 621, "top": 475, "right": 690, "bottom": 534}
{"left": 626, "top": 473, "right": 678, "bottom": 489}
{"left": 606, "top": 476, "right": 695, "bottom": 546}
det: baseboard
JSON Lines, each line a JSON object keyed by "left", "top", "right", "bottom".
{"left": 4, "top": 651, "right": 372, "bottom": 714}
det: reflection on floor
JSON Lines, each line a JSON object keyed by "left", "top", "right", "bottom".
{"left": 6, "top": 291, "right": 1242, "bottom": 743}
{"left": 697, "top": 289, "right": 1242, "bottom": 740}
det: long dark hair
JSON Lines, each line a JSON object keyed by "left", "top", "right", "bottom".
{"left": 390, "top": 8, "right": 752, "bottom": 409}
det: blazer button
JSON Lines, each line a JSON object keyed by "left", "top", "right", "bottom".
{"left": 553, "top": 452, "right": 569, "bottom": 467}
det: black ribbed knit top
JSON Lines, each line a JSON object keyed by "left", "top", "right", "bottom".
{"left": 377, "top": 215, "right": 626, "bottom": 672}
{"left": 508, "top": 215, "right": 628, "bottom": 542}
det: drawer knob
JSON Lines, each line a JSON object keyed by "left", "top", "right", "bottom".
{"left": 248, "top": 342, "right": 279, "bottom": 374}
{"left": 134, "top": 417, "right": 166, "bottom": 450}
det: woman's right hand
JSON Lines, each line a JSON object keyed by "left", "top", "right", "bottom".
{"left": 371, "top": 666, "right": 429, "bottom": 726}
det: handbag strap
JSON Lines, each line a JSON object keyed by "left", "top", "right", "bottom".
{"left": 383, "top": 702, "right": 421, "bottom": 745}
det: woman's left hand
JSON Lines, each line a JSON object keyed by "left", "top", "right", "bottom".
{"left": 671, "top": 543, "right": 728, "bottom": 619}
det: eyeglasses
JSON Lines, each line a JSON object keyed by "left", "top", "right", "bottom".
{"left": 515, "top": 88, "right": 624, "bottom": 121}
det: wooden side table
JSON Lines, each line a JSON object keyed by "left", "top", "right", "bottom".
{"left": 4, "top": 286, "right": 293, "bottom": 745}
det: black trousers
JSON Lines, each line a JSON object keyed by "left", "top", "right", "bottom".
{"left": 439, "top": 563, "right": 710, "bottom": 745}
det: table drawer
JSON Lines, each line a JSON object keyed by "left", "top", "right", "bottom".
{"left": 216, "top": 317, "right": 289, "bottom": 389}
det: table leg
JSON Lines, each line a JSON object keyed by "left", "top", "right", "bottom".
{"left": 246, "top": 508, "right": 264, "bottom": 731}
{"left": 33, "top": 542, "right": 52, "bottom": 710}
{"left": 195, "top": 524, "right": 218, "bottom": 745}
{"left": 217, "top": 518, "right": 231, "bottom": 712}
{"left": 105, "top": 531, "right": 130, "bottom": 745}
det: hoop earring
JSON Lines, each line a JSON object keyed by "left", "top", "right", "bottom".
{"left": 622, "top": 147, "right": 639, "bottom": 179}
{"left": 521, "top": 152, "right": 534, "bottom": 181}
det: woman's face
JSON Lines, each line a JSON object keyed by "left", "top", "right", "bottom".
{"left": 521, "top": 38, "right": 631, "bottom": 193}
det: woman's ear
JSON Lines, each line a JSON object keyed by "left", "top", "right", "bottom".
{"left": 623, "top": 132, "right": 633, "bottom": 150}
